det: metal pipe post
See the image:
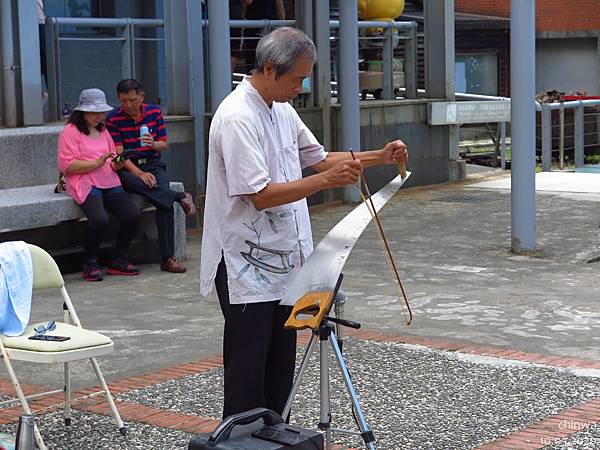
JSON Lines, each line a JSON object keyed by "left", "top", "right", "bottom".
{"left": 574, "top": 102, "right": 584, "bottom": 168}
{"left": 207, "top": 0, "right": 231, "bottom": 113}
{"left": 382, "top": 25, "right": 394, "bottom": 100}
{"left": 186, "top": 0, "right": 206, "bottom": 194}
{"left": 500, "top": 122, "right": 507, "bottom": 170}
{"left": 338, "top": 0, "right": 361, "bottom": 203}
{"left": 121, "top": 20, "right": 133, "bottom": 79}
{"left": 45, "top": 19, "right": 61, "bottom": 121}
{"left": 559, "top": 101, "right": 565, "bottom": 169}
{"left": 1, "top": 0, "right": 18, "bottom": 126}
{"left": 541, "top": 105, "right": 552, "bottom": 171}
{"left": 295, "top": 0, "right": 314, "bottom": 108}
{"left": 314, "top": 0, "right": 334, "bottom": 204}
{"left": 510, "top": 0, "right": 536, "bottom": 253}
{"left": 404, "top": 25, "right": 417, "bottom": 99}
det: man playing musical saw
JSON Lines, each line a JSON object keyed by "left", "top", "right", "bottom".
{"left": 200, "top": 27, "right": 408, "bottom": 419}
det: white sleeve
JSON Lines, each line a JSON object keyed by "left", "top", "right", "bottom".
{"left": 292, "top": 107, "right": 326, "bottom": 169}
{"left": 220, "top": 117, "right": 271, "bottom": 196}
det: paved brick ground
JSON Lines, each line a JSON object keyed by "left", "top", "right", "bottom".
{"left": 2, "top": 327, "right": 600, "bottom": 449}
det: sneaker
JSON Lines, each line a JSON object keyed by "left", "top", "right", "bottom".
{"left": 107, "top": 257, "right": 140, "bottom": 276}
{"left": 160, "top": 257, "right": 187, "bottom": 273}
{"left": 82, "top": 262, "right": 103, "bottom": 282}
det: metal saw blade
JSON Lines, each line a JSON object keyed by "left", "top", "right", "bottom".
{"left": 281, "top": 172, "right": 411, "bottom": 305}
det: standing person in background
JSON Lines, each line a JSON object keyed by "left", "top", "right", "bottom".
{"left": 105, "top": 79, "right": 196, "bottom": 274}
{"left": 242, "top": 0, "right": 285, "bottom": 71}
{"left": 57, "top": 88, "right": 141, "bottom": 282}
{"left": 230, "top": 0, "right": 253, "bottom": 72}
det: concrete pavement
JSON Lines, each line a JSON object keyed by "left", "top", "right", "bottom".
{"left": 2, "top": 165, "right": 600, "bottom": 448}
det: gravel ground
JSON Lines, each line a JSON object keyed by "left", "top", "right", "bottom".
{"left": 545, "top": 422, "right": 600, "bottom": 450}
{"left": 0, "top": 394, "right": 16, "bottom": 404}
{"left": 0, "top": 409, "right": 192, "bottom": 450}
{"left": 121, "top": 338, "right": 600, "bottom": 449}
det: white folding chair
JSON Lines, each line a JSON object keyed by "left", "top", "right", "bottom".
{"left": 0, "top": 244, "right": 126, "bottom": 450}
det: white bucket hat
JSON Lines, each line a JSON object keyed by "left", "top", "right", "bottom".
{"left": 73, "top": 88, "right": 113, "bottom": 112}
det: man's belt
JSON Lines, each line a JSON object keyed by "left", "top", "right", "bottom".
{"left": 132, "top": 157, "right": 161, "bottom": 165}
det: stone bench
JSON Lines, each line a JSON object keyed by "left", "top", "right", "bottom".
{"left": 0, "top": 182, "right": 186, "bottom": 266}
{"left": 0, "top": 124, "right": 190, "bottom": 269}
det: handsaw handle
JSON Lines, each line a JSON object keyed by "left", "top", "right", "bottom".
{"left": 285, "top": 291, "right": 334, "bottom": 331}
{"left": 398, "top": 161, "right": 407, "bottom": 178}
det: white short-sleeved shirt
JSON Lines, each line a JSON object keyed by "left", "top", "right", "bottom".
{"left": 200, "top": 78, "right": 326, "bottom": 305}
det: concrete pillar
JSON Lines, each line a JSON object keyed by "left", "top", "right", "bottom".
{"left": 339, "top": 0, "right": 361, "bottom": 203}
{"left": 164, "top": 0, "right": 206, "bottom": 198}
{"left": 424, "top": 0, "right": 455, "bottom": 100}
{"left": 164, "top": 0, "right": 191, "bottom": 114}
{"left": 207, "top": 0, "right": 231, "bottom": 113}
{"left": 424, "top": 0, "right": 458, "bottom": 181}
{"left": 510, "top": 0, "right": 537, "bottom": 252}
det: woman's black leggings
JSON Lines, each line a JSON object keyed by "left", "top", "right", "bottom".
{"left": 79, "top": 187, "right": 141, "bottom": 263}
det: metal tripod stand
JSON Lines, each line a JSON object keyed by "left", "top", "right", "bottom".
{"left": 282, "top": 291, "right": 377, "bottom": 450}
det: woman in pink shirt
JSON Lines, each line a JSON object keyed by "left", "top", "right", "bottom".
{"left": 57, "top": 88, "right": 141, "bottom": 281}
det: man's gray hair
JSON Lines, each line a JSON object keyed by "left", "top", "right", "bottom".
{"left": 254, "top": 27, "right": 317, "bottom": 78}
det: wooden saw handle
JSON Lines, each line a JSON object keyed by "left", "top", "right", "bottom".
{"left": 284, "top": 291, "right": 335, "bottom": 331}
{"left": 398, "top": 161, "right": 407, "bottom": 178}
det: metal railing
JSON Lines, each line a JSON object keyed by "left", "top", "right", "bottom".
{"left": 537, "top": 99, "right": 600, "bottom": 171}
{"left": 45, "top": 17, "right": 164, "bottom": 121}
{"left": 332, "top": 20, "right": 418, "bottom": 100}
{"left": 45, "top": 17, "right": 419, "bottom": 121}
{"left": 452, "top": 93, "right": 600, "bottom": 172}
{"left": 230, "top": 19, "right": 418, "bottom": 101}
{"left": 455, "top": 93, "right": 510, "bottom": 170}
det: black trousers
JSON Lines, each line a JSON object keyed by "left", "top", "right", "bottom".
{"left": 118, "top": 162, "right": 179, "bottom": 261}
{"left": 79, "top": 188, "right": 140, "bottom": 263}
{"left": 215, "top": 258, "right": 297, "bottom": 419}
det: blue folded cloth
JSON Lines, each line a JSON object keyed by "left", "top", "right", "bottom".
{"left": 0, "top": 432, "right": 14, "bottom": 450}
{"left": 0, "top": 241, "right": 33, "bottom": 336}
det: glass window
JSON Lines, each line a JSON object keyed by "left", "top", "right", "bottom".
{"left": 455, "top": 53, "right": 498, "bottom": 96}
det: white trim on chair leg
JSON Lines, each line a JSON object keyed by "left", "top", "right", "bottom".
{"left": 0, "top": 342, "right": 47, "bottom": 450}
{"left": 89, "top": 357, "right": 125, "bottom": 432}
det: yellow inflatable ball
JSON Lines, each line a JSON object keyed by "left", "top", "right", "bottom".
{"left": 358, "top": 0, "right": 405, "bottom": 21}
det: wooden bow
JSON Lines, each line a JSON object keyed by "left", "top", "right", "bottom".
{"left": 351, "top": 151, "right": 413, "bottom": 325}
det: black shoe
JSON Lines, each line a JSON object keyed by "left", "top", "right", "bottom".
{"left": 107, "top": 257, "right": 140, "bottom": 276}
{"left": 82, "top": 262, "right": 103, "bottom": 282}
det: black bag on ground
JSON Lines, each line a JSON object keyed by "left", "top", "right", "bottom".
{"left": 188, "top": 407, "right": 323, "bottom": 450}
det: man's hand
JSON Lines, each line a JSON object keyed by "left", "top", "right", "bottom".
{"left": 141, "top": 132, "right": 155, "bottom": 148}
{"left": 381, "top": 139, "right": 408, "bottom": 165}
{"left": 324, "top": 160, "right": 363, "bottom": 188}
{"left": 138, "top": 171, "right": 157, "bottom": 188}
